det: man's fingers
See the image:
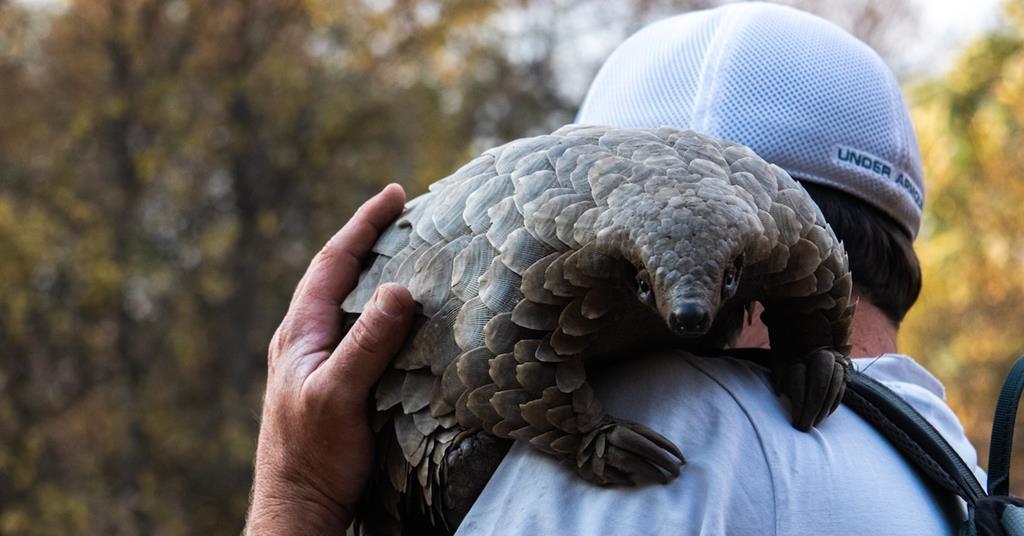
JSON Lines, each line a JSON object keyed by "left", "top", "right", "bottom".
{"left": 299, "top": 183, "right": 405, "bottom": 303}
{"left": 318, "top": 284, "right": 415, "bottom": 398}
{"left": 287, "top": 184, "right": 406, "bottom": 341}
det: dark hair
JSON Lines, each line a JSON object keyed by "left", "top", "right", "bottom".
{"left": 798, "top": 182, "right": 922, "bottom": 325}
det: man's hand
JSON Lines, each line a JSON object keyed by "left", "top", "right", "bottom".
{"left": 247, "top": 184, "right": 416, "bottom": 534}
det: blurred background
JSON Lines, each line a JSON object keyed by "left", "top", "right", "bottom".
{"left": 1, "top": 0, "right": 1022, "bottom": 533}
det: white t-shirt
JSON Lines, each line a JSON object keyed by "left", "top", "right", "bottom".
{"left": 456, "top": 352, "right": 984, "bottom": 536}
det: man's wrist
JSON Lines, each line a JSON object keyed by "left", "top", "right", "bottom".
{"left": 246, "top": 491, "right": 352, "bottom": 535}
{"left": 247, "top": 462, "right": 354, "bottom": 536}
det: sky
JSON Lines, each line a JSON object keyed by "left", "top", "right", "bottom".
{"left": 907, "top": 0, "right": 1005, "bottom": 75}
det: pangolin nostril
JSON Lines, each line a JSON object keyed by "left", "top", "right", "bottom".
{"left": 669, "top": 303, "right": 710, "bottom": 334}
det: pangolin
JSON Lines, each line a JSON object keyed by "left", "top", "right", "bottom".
{"left": 345, "top": 125, "right": 855, "bottom": 535}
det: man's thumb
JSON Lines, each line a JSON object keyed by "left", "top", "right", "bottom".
{"left": 325, "top": 283, "right": 415, "bottom": 395}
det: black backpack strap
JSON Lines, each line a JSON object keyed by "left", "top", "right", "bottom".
{"left": 844, "top": 369, "right": 985, "bottom": 505}
{"left": 715, "top": 348, "right": 985, "bottom": 502}
{"left": 721, "top": 348, "right": 1014, "bottom": 533}
{"left": 987, "top": 356, "right": 1024, "bottom": 496}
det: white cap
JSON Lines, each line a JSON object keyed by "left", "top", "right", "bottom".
{"left": 577, "top": 3, "right": 925, "bottom": 238}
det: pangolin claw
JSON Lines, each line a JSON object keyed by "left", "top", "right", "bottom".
{"left": 774, "top": 348, "right": 850, "bottom": 432}
{"left": 576, "top": 418, "right": 685, "bottom": 486}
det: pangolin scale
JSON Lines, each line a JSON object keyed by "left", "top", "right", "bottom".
{"left": 344, "top": 125, "right": 855, "bottom": 535}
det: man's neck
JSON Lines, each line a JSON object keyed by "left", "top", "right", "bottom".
{"left": 733, "top": 294, "right": 899, "bottom": 358}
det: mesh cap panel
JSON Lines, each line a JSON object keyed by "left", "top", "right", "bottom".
{"left": 577, "top": 3, "right": 925, "bottom": 238}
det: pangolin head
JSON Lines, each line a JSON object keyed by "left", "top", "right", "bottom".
{"left": 595, "top": 175, "right": 764, "bottom": 338}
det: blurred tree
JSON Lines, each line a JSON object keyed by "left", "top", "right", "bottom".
{"left": 902, "top": 0, "right": 1024, "bottom": 496}
{"left": 0, "top": 0, "right": 575, "bottom": 533}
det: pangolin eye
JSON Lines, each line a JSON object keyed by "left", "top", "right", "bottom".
{"left": 635, "top": 270, "right": 653, "bottom": 302}
{"left": 723, "top": 269, "right": 737, "bottom": 288}
{"left": 721, "top": 254, "right": 744, "bottom": 297}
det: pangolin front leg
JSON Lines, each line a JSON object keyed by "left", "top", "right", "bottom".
{"left": 448, "top": 331, "right": 685, "bottom": 487}
{"left": 506, "top": 249, "right": 685, "bottom": 485}
{"left": 501, "top": 344, "right": 684, "bottom": 486}
{"left": 762, "top": 289, "right": 855, "bottom": 431}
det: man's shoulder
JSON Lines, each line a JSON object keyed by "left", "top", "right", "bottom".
{"left": 458, "top": 351, "right": 967, "bottom": 536}
{"left": 458, "top": 352, "right": 780, "bottom": 536}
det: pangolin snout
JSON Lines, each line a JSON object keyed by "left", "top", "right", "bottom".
{"left": 668, "top": 303, "right": 710, "bottom": 337}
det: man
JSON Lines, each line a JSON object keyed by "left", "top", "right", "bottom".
{"left": 457, "top": 3, "right": 982, "bottom": 535}
{"left": 247, "top": 3, "right": 981, "bottom": 535}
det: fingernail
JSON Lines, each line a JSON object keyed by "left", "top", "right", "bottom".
{"left": 375, "top": 286, "right": 403, "bottom": 317}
